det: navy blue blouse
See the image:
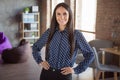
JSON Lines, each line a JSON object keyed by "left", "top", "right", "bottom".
{"left": 32, "top": 28, "right": 94, "bottom": 74}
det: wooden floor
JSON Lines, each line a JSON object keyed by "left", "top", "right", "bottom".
{"left": 72, "top": 66, "right": 120, "bottom": 80}
{"left": 72, "top": 67, "right": 94, "bottom": 80}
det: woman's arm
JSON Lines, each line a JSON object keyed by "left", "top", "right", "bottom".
{"left": 73, "top": 30, "right": 94, "bottom": 74}
{"left": 32, "top": 29, "right": 50, "bottom": 64}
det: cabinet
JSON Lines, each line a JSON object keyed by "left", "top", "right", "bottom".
{"left": 20, "top": 12, "right": 40, "bottom": 46}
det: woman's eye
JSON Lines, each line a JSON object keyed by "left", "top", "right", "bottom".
{"left": 63, "top": 13, "right": 67, "bottom": 15}
{"left": 57, "top": 13, "right": 61, "bottom": 15}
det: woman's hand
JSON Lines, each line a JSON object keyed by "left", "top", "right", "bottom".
{"left": 61, "top": 67, "right": 74, "bottom": 75}
{"left": 39, "top": 61, "right": 50, "bottom": 70}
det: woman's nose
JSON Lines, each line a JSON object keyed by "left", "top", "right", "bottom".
{"left": 60, "top": 15, "right": 64, "bottom": 19}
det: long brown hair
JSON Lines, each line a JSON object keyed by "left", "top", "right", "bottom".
{"left": 46, "top": 3, "right": 75, "bottom": 60}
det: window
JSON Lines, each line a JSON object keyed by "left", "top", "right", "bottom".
{"left": 75, "top": 0, "right": 97, "bottom": 41}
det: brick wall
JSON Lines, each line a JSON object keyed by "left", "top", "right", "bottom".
{"left": 96, "top": 0, "right": 120, "bottom": 45}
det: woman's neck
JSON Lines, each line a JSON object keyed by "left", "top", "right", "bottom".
{"left": 59, "top": 25, "right": 66, "bottom": 31}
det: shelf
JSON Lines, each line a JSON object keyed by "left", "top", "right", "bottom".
{"left": 23, "top": 37, "right": 39, "bottom": 39}
{"left": 20, "top": 12, "right": 40, "bottom": 45}
{"left": 23, "top": 30, "right": 39, "bottom": 32}
{"left": 22, "top": 13, "right": 39, "bottom": 23}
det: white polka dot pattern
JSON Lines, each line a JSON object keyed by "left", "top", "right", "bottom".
{"left": 32, "top": 28, "right": 94, "bottom": 74}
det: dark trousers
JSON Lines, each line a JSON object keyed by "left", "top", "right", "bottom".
{"left": 40, "top": 67, "right": 72, "bottom": 80}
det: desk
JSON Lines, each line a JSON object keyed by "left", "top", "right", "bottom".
{"left": 100, "top": 48, "right": 120, "bottom": 80}
{"left": 100, "top": 48, "right": 120, "bottom": 56}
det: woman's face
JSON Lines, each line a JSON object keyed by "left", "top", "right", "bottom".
{"left": 56, "top": 6, "right": 69, "bottom": 30}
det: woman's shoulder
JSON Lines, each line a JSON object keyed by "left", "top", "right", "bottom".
{"left": 74, "top": 29, "right": 85, "bottom": 38}
{"left": 46, "top": 28, "right": 50, "bottom": 32}
{"left": 74, "top": 29, "right": 82, "bottom": 35}
{"left": 43, "top": 28, "right": 50, "bottom": 34}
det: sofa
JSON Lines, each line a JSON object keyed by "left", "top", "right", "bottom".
{"left": 0, "top": 41, "right": 46, "bottom": 80}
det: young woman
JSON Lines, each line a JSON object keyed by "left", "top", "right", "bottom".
{"left": 32, "top": 2, "right": 94, "bottom": 80}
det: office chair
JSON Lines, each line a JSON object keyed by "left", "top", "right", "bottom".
{"left": 92, "top": 47, "right": 120, "bottom": 80}
{"left": 75, "top": 39, "right": 114, "bottom": 80}
{"left": 88, "top": 39, "right": 114, "bottom": 80}
{"left": 89, "top": 39, "right": 113, "bottom": 52}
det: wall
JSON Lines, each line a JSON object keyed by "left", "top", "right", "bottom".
{"left": 0, "top": 0, "right": 37, "bottom": 47}
{"left": 96, "top": 0, "right": 120, "bottom": 44}
{"left": 38, "top": 0, "right": 47, "bottom": 35}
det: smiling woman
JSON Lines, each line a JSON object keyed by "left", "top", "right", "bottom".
{"left": 32, "top": 2, "right": 94, "bottom": 80}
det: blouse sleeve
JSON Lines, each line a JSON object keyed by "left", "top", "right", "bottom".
{"left": 32, "top": 28, "right": 50, "bottom": 64}
{"left": 73, "top": 30, "right": 94, "bottom": 74}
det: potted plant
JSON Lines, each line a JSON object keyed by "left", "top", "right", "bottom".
{"left": 24, "top": 7, "right": 30, "bottom": 14}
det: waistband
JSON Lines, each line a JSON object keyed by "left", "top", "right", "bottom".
{"left": 48, "top": 67, "right": 61, "bottom": 72}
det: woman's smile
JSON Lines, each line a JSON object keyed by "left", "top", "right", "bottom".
{"left": 56, "top": 6, "right": 69, "bottom": 31}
